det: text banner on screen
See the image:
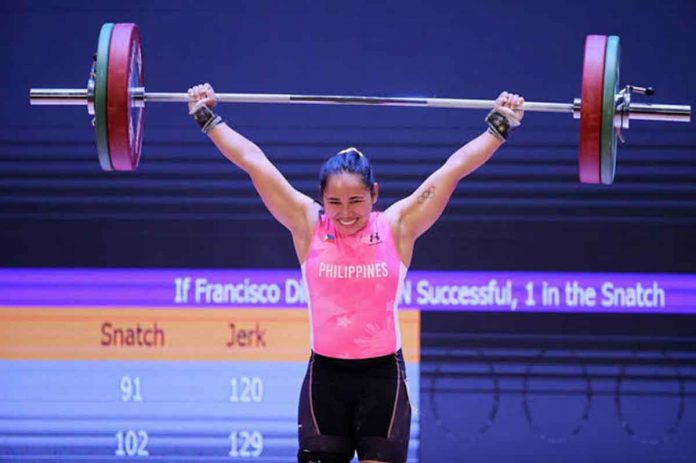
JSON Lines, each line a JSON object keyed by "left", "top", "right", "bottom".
{"left": 0, "top": 268, "right": 694, "bottom": 313}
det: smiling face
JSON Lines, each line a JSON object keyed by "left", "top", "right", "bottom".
{"left": 322, "top": 172, "right": 378, "bottom": 235}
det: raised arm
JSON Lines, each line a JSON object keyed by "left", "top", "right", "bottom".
{"left": 385, "top": 92, "right": 524, "bottom": 263}
{"left": 188, "top": 84, "right": 319, "bottom": 247}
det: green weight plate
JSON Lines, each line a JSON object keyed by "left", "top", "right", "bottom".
{"left": 601, "top": 36, "right": 620, "bottom": 185}
{"left": 95, "top": 23, "right": 114, "bottom": 171}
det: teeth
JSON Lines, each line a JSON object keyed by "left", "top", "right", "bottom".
{"left": 338, "top": 218, "right": 358, "bottom": 226}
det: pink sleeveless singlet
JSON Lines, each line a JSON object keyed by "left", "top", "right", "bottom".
{"left": 302, "top": 211, "right": 408, "bottom": 359}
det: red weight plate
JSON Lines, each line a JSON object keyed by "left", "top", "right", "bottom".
{"left": 107, "top": 23, "right": 144, "bottom": 171}
{"left": 578, "top": 35, "right": 607, "bottom": 184}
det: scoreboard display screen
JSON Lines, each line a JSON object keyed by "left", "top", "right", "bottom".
{"left": 0, "top": 269, "right": 420, "bottom": 462}
{"left": 2, "top": 268, "right": 693, "bottom": 461}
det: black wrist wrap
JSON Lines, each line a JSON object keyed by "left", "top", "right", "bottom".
{"left": 485, "top": 110, "right": 512, "bottom": 141}
{"left": 191, "top": 104, "right": 224, "bottom": 134}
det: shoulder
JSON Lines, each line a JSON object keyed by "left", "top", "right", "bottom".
{"left": 378, "top": 209, "right": 400, "bottom": 242}
{"left": 291, "top": 201, "right": 323, "bottom": 264}
{"left": 382, "top": 204, "right": 415, "bottom": 267}
{"left": 383, "top": 203, "right": 402, "bottom": 230}
{"left": 306, "top": 201, "right": 323, "bottom": 232}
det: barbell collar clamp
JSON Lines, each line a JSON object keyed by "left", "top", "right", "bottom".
{"left": 625, "top": 85, "right": 655, "bottom": 96}
{"left": 87, "top": 62, "right": 96, "bottom": 117}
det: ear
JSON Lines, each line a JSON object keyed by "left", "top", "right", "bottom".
{"left": 371, "top": 182, "right": 379, "bottom": 205}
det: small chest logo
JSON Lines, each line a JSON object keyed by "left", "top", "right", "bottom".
{"left": 364, "top": 231, "right": 383, "bottom": 246}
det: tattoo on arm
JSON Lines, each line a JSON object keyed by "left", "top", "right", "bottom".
{"left": 417, "top": 185, "right": 436, "bottom": 204}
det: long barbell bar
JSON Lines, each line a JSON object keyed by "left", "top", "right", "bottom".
{"left": 29, "top": 87, "right": 691, "bottom": 123}
{"left": 26, "top": 24, "right": 693, "bottom": 183}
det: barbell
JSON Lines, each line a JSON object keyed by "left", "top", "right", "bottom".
{"left": 29, "top": 23, "right": 691, "bottom": 184}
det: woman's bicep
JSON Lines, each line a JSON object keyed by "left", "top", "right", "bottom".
{"left": 246, "top": 156, "right": 317, "bottom": 232}
{"left": 388, "top": 163, "right": 460, "bottom": 240}
{"left": 206, "top": 124, "right": 318, "bottom": 233}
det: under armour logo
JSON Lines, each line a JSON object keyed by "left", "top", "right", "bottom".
{"left": 367, "top": 232, "right": 383, "bottom": 245}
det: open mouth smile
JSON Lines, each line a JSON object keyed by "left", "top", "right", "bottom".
{"left": 337, "top": 217, "right": 359, "bottom": 226}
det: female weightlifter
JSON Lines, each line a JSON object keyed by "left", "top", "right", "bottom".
{"left": 187, "top": 83, "right": 524, "bottom": 463}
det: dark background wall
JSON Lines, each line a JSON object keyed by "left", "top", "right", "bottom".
{"left": 1, "top": 0, "right": 695, "bottom": 461}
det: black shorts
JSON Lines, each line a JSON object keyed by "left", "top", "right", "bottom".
{"left": 297, "top": 350, "right": 411, "bottom": 463}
